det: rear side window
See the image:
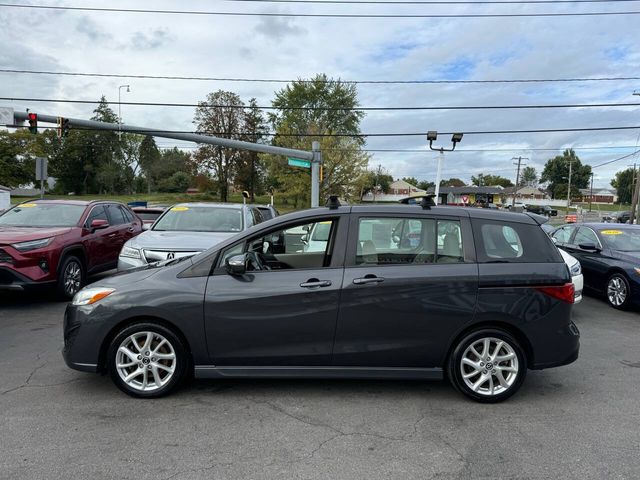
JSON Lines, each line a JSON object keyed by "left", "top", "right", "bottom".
{"left": 106, "top": 204, "right": 126, "bottom": 225}
{"left": 356, "top": 217, "right": 464, "bottom": 265}
{"left": 473, "top": 220, "right": 561, "bottom": 263}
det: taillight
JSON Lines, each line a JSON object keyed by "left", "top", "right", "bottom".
{"left": 535, "top": 283, "right": 575, "bottom": 304}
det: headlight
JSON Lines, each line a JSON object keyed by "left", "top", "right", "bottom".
{"left": 72, "top": 287, "right": 115, "bottom": 306}
{"left": 570, "top": 262, "right": 581, "bottom": 276}
{"left": 120, "top": 245, "right": 142, "bottom": 259}
{"left": 11, "top": 237, "right": 52, "bottom": 252}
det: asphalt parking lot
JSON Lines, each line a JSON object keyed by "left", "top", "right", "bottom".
{"left": 1, "top": 291, "right": 639, "bottom": 480}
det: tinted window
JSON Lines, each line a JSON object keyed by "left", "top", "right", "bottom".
{"left": 251, "top": 208, "right": 264, "bottom": 226}
{"left": 85, "top": 205, "right": 108, "bottom": 226}
{"left": 356, "top": 217, "right": 464, "bottom": 265}
{"left": 573, "top": 227, "right": 600, "bottom": 247}
{"left": 473, "top": 219, "right": 562, "bottom": 263}
{"left": 106, "top": 204, "right": 126, "bottom": 225}
{"left": 0, "top": 203, "right": 86, "bottom": 227}
{"left": 120, "top": 206, "right": 134, "bottom": 223}
{"left": 257, "top": 207, "right": 274, "bottom": 220}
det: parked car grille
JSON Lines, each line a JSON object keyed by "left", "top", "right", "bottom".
{"left": 0, "top": 249, "right": 14, "bottom": 265}
{"left": 143, "top": 250, "right": 199, "bottom": 263}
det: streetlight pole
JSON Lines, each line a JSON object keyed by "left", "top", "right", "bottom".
{"left": 118, "top": 85, "right": 130, "bottom": 135}
{"left": 511, "top": 156, "right": 528, "bottom": 207}
{"left": 427, "top": 131, "right": 463, "bottom": 205}
{"left": 589, "top": 172, "right": 594, "bottom": 212}
{"left": 567, "top": 158, "right": 573, "bottom": 212}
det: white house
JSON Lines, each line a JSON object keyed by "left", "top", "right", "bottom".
{"left": 0, "top": 185, "right": 10, "bottom": 211}
{"left": 361, "top": 179, "right": 426, "bottom": 202}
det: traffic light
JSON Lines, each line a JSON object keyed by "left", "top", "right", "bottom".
{"left": 28, "top": 112, "right": 38, "bottom": 134}
{"left": 63, "top": 118, "right": 70, "bottom": 137}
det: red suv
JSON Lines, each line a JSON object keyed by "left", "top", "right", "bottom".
{"left": 0, "top": 200, "right": 142, "bottom": 298}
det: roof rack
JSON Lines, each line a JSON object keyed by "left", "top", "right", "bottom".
{"left": 399, "top": 194, "right": 436, "bottom": 210}
{"left": 326, "top": 195, "right": 341, "bottom": 209}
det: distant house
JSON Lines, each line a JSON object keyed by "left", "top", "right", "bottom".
{"left": 426, "top": 186, "right": 504, "bottom": 205}
{"left": 186, "top": 188, "right": 200, "bottom": 195}
{"left": 0, "top": 185, "right": 10, "bottom": 211}
{"left": 579, "top": 188, "right": 617, "bottom": 204}
{"left": 504, "top": 186, "right": 548, "bottom": 200}
{"left": 361, "top": 179, "right": 426, "bottom": 202}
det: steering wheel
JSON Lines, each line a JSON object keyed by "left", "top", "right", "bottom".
{"left": 246, "top": 251, "right": 270, "bottom": 271}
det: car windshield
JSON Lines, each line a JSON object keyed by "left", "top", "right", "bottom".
{"left": 152, "top": 206, "right": 243, "bottom": 232}
{"left": 0, "top": 203, "right": 85, "bottom": 227}
{"left": 599, "top": 228, "right": 640, "bottom": 251}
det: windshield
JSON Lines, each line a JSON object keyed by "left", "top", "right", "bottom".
{"left": 0, "top": 203, "right": 85, "bottom": 227}
{"left": 599, "top": 228, "right": 640, "bottom": 251}
{"left": 152, "top": 206, "right": 244, "bottom": 232}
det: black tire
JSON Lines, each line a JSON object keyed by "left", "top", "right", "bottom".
{"left": 57, "top": 255, "right": 85, "bottom": 300}
{"left": 107, "top": 322, "right": 189, "bottom": 398}
{"left": 447, "top": 328, "right": 527, "bottom": 403}
{"left": 605, "top": 273, "right": 631, "bottom": 310}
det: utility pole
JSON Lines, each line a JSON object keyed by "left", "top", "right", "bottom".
{"left": 567, "top": 159, "right": 573, "bottom": 211}
{"left": 511, "top": 156, "right": 527, "bottom": 207}
{"left": 630, "top": 167, "right": 640, "bottom": 225}
{"left": 589, "top": 173, "right": 594, "bottom": 212}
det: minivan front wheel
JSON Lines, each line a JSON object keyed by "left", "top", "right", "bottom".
{"left": 107, "top": 322, "right": 188, "bottom": 398}
{"left": 448, "top": 329, "right": 527, "bottom": 403}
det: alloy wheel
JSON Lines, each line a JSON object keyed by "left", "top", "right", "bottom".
{"left": 460, "top": 337, "right": 519, "bottom": 397}
{"left": 64, "top": 261, "right": 82, "bottom": 297}
{"left": 115, "top": 331, "right": 176, "bottom": 392}
{"left": 607, "top": 276, "right": 627, "bottom": 307}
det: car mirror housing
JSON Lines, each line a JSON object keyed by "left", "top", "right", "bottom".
{"left": 90, "top": 219, "right": 109, "bottom": 231}
{"left": 578, "top": 242, "right": 600, "bottom": 252}
{"left": 226, "top": 254, "right": 247, "bottom": 275}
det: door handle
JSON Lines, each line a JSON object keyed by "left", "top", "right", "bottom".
{"left": 300, "top": 279, "right": 332, "bottom": 289}
{"left": 108, "top": 233, "right": 117, "bottom": 238}
{"left": 353, "top": 276, "right": 385, "bottom": 285}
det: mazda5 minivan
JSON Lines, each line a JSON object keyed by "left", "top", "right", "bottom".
{"left": 64, "top": 202, "right": 579, "bottom": 403}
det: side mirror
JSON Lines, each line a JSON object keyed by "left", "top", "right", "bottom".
{"left": 90, "top": 219, "right": 109, "bottom": 231}
{"left": 578, "top": 242, "right": 600, "bottom": 252}
{"left": 226, "top": 254, "right": 247, "bottom": 275}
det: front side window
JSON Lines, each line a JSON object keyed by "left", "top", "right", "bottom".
{"left": 572, "top": 227, "right": 600, "bottom": 247}
{"left": 356, "top": 217, "right": 464, "bottom": 265}
{"left": 85, "top": 206, "right": 108, "bottom": 226}
{"left": 153, "top": 206, "right": 243, "bottom": 233}
{"left": 0, "top": 203, "right": 86, "bottom": 228}
{"left": 219, "top": 219, "right": 337, "bottom": 270}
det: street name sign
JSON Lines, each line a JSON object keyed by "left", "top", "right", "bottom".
{"left": 287, "top": 157, "right": 311, "bottom": 169}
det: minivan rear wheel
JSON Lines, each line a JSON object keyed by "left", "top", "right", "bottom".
{"left": 448, "top": 329, "right": 527, "bottom": 403}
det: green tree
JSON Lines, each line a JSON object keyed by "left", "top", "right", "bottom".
{"left": 158, "top": 171, "right": 191, "bottom": 193}
{"left": 0, "top": 130, "right": 38, "bottom": 187}
{"left": 611, "top": 168, "right": 635, "bottom": 204}
{"left": 471, "top": 173, "right": 513, "bottom": 188}
{"left": 417, "top": 180, "right": 435, "bottom": 191}
{"left": 235, "top": 98, "right": 268, "bottom": 201}
{"left": 139, "top": 136, "right": 161, "bottom": 193}
{"left": 264, "top": 74, "right": 369, "bottom": 207}
{"left": 440, "top": 178, "right": 466, "bottom": 187}
{"left": 401, "top": 177, "right": 419, "bottom": 187}
{"left": 519, "top": 166, "right": 538, "bottom": 187}
{"left": 193, "top": 90, "right": 246, "bottom": 202}
{"left": 540, "top": 149, "right": 591, "bottom": 199}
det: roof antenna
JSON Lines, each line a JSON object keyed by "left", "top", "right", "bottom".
{"left": 326, "top": 195, "right": 341, "bottom": 209}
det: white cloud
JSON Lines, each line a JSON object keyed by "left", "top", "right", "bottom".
{"left": 0, "top": 1, "right": 638, "bottom": 187}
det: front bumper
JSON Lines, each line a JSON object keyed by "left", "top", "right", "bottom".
{"left": 0, "top": 266, "right": 55, "bottom": 291}
{"left": 62, "top": 303, "right": 102, "bottom": 373}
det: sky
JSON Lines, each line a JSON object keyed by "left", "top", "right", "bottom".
{"left": 1, "top": 0, "right": 639, "bottom": 189}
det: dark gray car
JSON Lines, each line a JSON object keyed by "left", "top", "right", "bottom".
{"left": 63, "top": 203, "right": 579, "bottom": 403}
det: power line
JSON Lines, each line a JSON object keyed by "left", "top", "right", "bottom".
{"left": 591, "top": 149, "right": 640, "bottom": 168}
{"left": 2, "top": 69, "right": 639, "bottom": 85}
{"left": 223, "top": 0, "right": 640, "bottom": 3}
{"left": 154, "top": 145, "right": 640, "bottom": 152}
{"left": 5, "top": 123, "right": 640, "bottom": 137}
{"left": 1, "top": 3, "right": 640, "bottom": 17}
{"left": 3, "top": 96, "right": 640, "bottom": 111}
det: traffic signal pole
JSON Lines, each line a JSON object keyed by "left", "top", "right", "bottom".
{"left": 13, "top": 111, "right": 321, "bottom": 208}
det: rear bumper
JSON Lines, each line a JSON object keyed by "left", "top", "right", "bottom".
{"left": 530, "top": 320, "right": 580, "bottom": 370}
